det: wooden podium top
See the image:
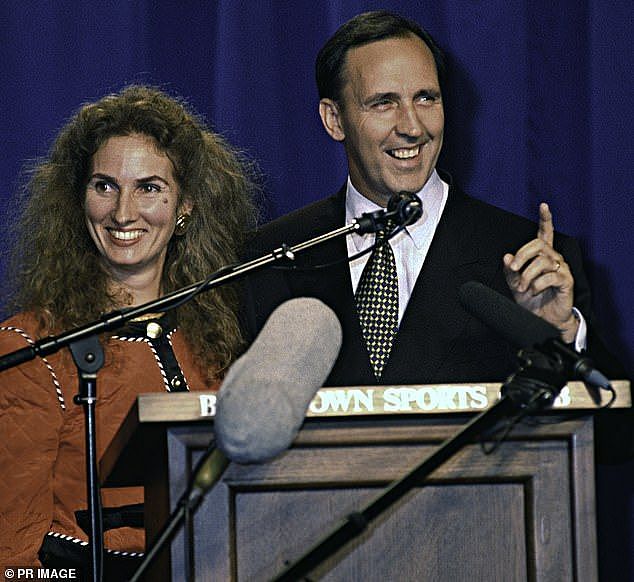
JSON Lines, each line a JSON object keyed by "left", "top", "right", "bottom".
{"left": 129, "top": 380, "right": 631, "bottom": 423}
{"left": 100, "top": 380, "right": 630, "bottom": 487}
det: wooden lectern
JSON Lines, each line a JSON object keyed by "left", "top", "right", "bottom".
{"left": 101, "top": 381, "right": 630, "bottom": 581}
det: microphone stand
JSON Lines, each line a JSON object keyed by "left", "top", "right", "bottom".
{"left": 129, "top": 448, "right": 229, "bottom": 582}
{"left": 271, "top": 349, "right": 569, "bottom": 582}
{"left": 69, "top": 335, "right": 105, "bottom": 582}
{"left": 0, "top": 205, "right": 404, "bottom": 582}
{"left": 0, "top": 191, "right": 420, "bottom": 374}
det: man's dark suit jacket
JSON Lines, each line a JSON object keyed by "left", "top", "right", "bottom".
{"left": 242, "top": 178, "right": 622, "bottom": 388}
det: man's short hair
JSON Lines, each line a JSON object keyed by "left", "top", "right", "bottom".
{"left": 316, "top": 10, "right": 446, "bottom": 102}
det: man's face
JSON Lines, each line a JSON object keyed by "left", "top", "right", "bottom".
{"left": 320, "top": 35, "right": 444, "bottom": 206}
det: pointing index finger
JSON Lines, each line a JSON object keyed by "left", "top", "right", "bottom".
{"left": 538, "top": 202, "right": 554, "bottom": 246}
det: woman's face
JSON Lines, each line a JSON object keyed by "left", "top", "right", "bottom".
{"left": 84, "top": 133, "right": 188, "bottom": 283}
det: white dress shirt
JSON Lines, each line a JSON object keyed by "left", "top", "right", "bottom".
{"left": 345, "top": 170, "right": 448, "bottom": 324}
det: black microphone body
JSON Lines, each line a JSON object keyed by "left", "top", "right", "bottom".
{"left": 386, "top": 190, "right": 423, "bottom": 225}
{"left": 355, "top": 191, "right": 422, "bottom": 234}
{"left": 458, "top": 281, "right": 611, "bottom": 394}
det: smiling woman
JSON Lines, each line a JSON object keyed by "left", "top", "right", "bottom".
{"left": 84, "top": 133, "right": 188, "bottom": 302}
{"left": 0, "top": 86, "right": 258, "bottom": 577}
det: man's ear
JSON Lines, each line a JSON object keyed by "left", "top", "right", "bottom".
{"left": 319, "top": 98, "right": 346, "bottom": 142}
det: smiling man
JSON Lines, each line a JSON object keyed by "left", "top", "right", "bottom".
{"left": 318, "top": 33, "right": 444, "bottom": 207}
{"left": 243, "top": 10, "right": 623, "bottom": 387}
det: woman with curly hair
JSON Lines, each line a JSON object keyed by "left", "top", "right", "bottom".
{"left": 0, "top": 85, "right": 258, "bottom": 577}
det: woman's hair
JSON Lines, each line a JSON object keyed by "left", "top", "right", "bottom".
{"left": 8, "top": 85, "right": 259, "bottom": 379}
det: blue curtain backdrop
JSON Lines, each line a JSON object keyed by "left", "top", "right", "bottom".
{"left": 1, "top": 0, "right": 632, "bottom": 578}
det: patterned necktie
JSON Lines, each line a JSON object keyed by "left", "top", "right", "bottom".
{"left": 354, "top": 227, "right": 399, "bottom": 378}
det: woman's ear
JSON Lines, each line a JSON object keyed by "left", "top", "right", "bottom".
{"left": 179, "top": 198, "right": 194, "bottom": 215}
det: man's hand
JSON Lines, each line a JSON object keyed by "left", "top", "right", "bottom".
{"left": 503, "top": 202, "right": 579, "bottom": 343}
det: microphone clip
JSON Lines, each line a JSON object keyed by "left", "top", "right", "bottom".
{"left": 355, "top": 208, "right": 394, "bottom": 235}
{"left": 501, "top": 348, "right": 568, "bottom": 413}
{"left": 354, "top": 191, "right": 423, "bottom": 235}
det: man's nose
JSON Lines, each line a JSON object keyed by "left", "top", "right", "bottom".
{"left": 395, "top": 104, "right": 424, "bottom": 138}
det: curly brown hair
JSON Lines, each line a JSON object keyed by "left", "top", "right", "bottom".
{"left": 8, "top": 85, "right": 259, "bottom": 379}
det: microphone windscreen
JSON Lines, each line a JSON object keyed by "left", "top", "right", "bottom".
{"left": 214, "top": 297, "right": 342, "bottom": 463}
{"left": 458, "top": 281, "right": 559, "bottom": 348}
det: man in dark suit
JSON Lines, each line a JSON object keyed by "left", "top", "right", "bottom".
{"left": 242, "top": 10, "right": 622, "bottom": 386}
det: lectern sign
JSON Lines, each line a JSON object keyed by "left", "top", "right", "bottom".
{"left": 199, "top": 394, "right": 217, "bottom": 417}
{"left": 309, "top": 385, "right": 488, "bottom": 414}
{"left": 307, "top": 384, "right": 573, "bottom": 416}
{"left": 191, "top": 381, "right": 627, "bottom": 420}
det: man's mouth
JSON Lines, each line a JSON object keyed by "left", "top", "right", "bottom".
{"left": 107, "top": 229, "right": 144, "bottom": 241}
{"left": 387, "top": 145, "right": 420, "bottom": 159}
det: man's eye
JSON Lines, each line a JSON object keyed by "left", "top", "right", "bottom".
{"left": 417, "top": 93, "right": 439, "bottom": 104}
{"left": 371, "top": 99, "right": 393, "bottom": 110}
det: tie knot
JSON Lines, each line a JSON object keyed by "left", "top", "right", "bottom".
{"left": 376, "top": 218, "right": 397, "bottom": 242}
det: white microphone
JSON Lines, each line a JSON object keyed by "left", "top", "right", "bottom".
{"left": 131, "top": 298, "right": 342, "bottom": 582}
{"left": 214, "top": 297, "right": 343, "bottom": 463}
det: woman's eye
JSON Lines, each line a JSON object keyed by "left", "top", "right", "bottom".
{"left": 94, "top": 180, "right": 115, "bottom": 193}
{"left": 139, "top": 183, "right": 161, "bottom": 194}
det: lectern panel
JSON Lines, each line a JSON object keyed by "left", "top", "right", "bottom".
{"left": 233, "top": 485, "right": 527, "bottom": 581}
{"left": 183, "top": 430, "right": 581, "bottom": 581}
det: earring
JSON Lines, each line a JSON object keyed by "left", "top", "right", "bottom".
{"left": 174, "top": 213, "right": 191, "bottom": 236}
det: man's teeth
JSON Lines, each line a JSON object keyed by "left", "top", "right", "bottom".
{"left": 109, "top": 230, "right": 143, "bottom": 241}
{"left": 389, "top": 145, "right": 420, "bottom": 159}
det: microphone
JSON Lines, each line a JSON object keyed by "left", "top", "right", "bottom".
{"left": 132, "top": 300, "right": 342, "bottom": 582}
{"left": 214, "top": 297, "right": 343, "bottom": 463}
{"left": 355, "top": 191, "right": 422, "bottom": 234}
{"left": 458, "top": 281, "right": 611, "bottom": 395}
{"left": 387, "top": 191, "right": 423, "bottom": 226}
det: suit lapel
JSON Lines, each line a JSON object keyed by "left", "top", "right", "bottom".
{"left": 283, "top": 188, "right": 375, "bottom": 384}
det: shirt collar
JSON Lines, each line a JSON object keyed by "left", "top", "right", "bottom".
{"left": 345, "top": 169, "right": 446, "bottom": 251}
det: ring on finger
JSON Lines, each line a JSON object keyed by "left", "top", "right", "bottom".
{"left": 554, "top": 259, "right": 561, "bottom": 272}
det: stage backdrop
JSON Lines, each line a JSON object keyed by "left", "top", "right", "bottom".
{"left": 1, "top": 1, "right": 632, "bottom": 579}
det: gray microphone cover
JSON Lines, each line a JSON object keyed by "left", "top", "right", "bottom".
{"left": 214, "top": 297, "right": 342, "bottom": 463}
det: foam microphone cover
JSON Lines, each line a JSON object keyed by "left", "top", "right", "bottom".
{"left": 215, "top": 297, "right": 342, "bottom": 463}
{"left": 458, "top": 281, "right": 559, "bottom": 348}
